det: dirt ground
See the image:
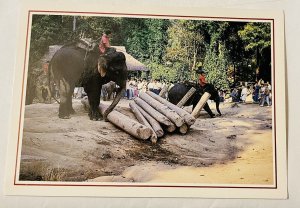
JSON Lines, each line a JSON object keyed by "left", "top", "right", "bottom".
{"left": 19, "top": 98, "right": 273, "bottom": 185}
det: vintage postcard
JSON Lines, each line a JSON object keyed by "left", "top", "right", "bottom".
{"left": 4, "top": 1, "right": 287, "bottom": 198}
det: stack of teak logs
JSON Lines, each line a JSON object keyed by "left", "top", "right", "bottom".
{"left": 97, "top": 89, "right": 211, "bottom": 144}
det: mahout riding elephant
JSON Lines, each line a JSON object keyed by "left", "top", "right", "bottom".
{"left": 168, "top": 82, "right": 221, "bottom": 117}
{"left": 101, "top": 81, "right": 117, "bottom": 101}
{"left": 49, "top": 42, "right": 127, "bottom": 120}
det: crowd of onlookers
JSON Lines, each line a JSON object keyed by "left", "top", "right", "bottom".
{"left": 72, "top": 75, "right": 272, "bottom": 108}
{"left": 125, "top": 77, "right": 174, "bottom": 99}
{"left": 225, "top": 79, "right": 272, "bottom": 107}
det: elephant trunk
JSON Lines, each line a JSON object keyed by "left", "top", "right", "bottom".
{"left": 102, "top": 85, "right": 125, "bottom": 120}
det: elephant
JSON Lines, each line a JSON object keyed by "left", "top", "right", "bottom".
{"left": 168, "top": 82, "right": 221, "bottom": 118}
{"left": 101, "top": 81, "right": 117, "bottom": 101}
{"left": 49, "top": 41, "right": 127, "bottom": 120}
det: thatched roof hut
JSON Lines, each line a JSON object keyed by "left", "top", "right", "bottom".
{"left": 42, "top": 45, "right": 148, "bottom": 72}
{"left": 113, "top": 46, "right": 148, "bottom": 72}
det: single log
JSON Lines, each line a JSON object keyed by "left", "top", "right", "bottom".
{"left": 134, "top": 102, "right": 164, "bottom": 137}
{"left": 191, "top": 92, "right": 211, "bottom": 118}
{"left": 99, "top": 104, "right": 152, "bottom": 140}
{"left": 182, "top": 105, "right": 193, "bottom": 114}
{"left": 139, "top": 92, "right": 184, "bottom": 127}
{"left": 179, "top": 123, "right": 188, "bottom": 134}
{"left": 176, "top": 87, "right": 196, "bottom": 107}
{"left": 129, "top": 102, "right": 158, "bottom": 144}
{"left": 158, "top": 85, "right": 168, "bottom": 98}
{"left": 146, "top": 91, "right": 196, "bottom": 126}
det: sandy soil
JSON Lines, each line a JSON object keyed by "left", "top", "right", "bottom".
{"left": 19, "top": 98, "right": 273, "bottom": 185}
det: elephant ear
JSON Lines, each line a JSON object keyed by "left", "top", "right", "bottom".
{"left": 98, "top": 56, "right": 107, "bottom": 77}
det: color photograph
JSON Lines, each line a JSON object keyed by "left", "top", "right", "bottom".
{"left": 17, "top": 12, "right": 275, "bottom": 186}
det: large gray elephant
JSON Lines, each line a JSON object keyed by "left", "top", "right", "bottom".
{"left": 49, "top": 41, "right": 127, "bottom": 120}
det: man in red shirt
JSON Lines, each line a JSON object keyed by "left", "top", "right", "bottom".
{"left": 99, "top": 30, "right": 111, "bottom": 54}
{"left": 198, "top": 68, "right": 207, "bottom": 88}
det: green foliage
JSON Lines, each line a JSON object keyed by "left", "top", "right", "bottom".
{"left": 28, "top": 14, "right": 272, "bottom": 89}
{"left": 203, "top": 43, "right": 229, "bottom": 90}
{"left": 238, "top": 22, "right": 271, "bottom": 81}
{"left": 30, "top": 15, "right": 67, "bottom": 65}
{"left": 147, "top": 62, "right": 177, "bottom": 82}
{"left": 121, "top": 18, "right": 169, "bottom": 62}
{"left": 164, "top": 20, "right": 206, "bottom": 78}
{"left": 238, "top": 22, "right": 271, "bottom": 52}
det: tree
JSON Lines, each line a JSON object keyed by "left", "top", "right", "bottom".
{"left": 238, "top": 22, "right": 271, "bottom": 81}
{"left": 164, "top": 20, "right": 206, "bottom": 81}
{"left": 203, "top": 42, "right": 229, "bottom": 90}
{"left": 202, "top": 21, "right": 230, "bottom": 90}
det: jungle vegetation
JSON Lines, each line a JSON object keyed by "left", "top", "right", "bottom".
{"left": 29, "top": 14, "right": 271, "bottom": 91}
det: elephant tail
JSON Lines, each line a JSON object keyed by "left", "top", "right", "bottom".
{"left": 48, "top": 61, "right": 60, "bottom": 104}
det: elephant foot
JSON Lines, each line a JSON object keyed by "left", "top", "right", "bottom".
{"left": 59, "top": 114, "right": 71, "bottom": 119}
{"left": 89, "top": 109, "right": 102, "bottom": 121}
{"left": 69, "top": 108, "right": 76, "bottom": 114}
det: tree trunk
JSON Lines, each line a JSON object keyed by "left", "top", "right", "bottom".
{"left": 129, "top": 102, "right": 158, "bottom": 144}
{"left": 146, "top": 91, "right": 195, "bottom": 126}
{"left": 139, "top": 92, "right": 184, "bottom": 127}
{"left": 73, "top": 16, "right": 77, "bottom": 32}
{"left": 99, "top": 104, "right": 152, "bottom": 140}
{"left": 134, "top": 97, "right": 176, "bottom": 132}
{"left": 176, "top": 87, "right": 196, "bottom": 107}
{"left": 133, "top": 102, "right": 164, "bottom": 137}
{"left": 191, "top": 92, "right": 211, "bottom": 118}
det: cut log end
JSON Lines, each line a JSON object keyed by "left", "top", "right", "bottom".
{"left": 135, "top": 125, "right": 153, "bottom": 140}
{"left": 99, "top": 104, "right": 152, "bottom": 141}
{"left": 155, "top": 129, "right": 164, "bottom": 138}
{"left": 185, "top": 117, "right": 196, "bottom": 126}
{"left": 166, "top": 124, "right": 176, "bottom": 133}
{"left": 150, "top": 134, "right": 158, "bottom": 144}
{"left": 179, "top": 124, "right": 189, "bottom": 134}
{"left": 133, "top": 102, "right": 165, "bottom": 138}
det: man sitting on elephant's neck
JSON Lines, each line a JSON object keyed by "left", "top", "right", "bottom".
{"left": 197, "top": 67, "right": 208, "bottom": 90}
{"left": 99, "top": 30, "right": 111, "bottom": 54}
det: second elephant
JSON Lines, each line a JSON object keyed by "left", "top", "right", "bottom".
{"left": 168, "top": 82, "right": 221, "bottom": 118}
{"left": 101, "top": 81, "right": 117, "bottom": 101}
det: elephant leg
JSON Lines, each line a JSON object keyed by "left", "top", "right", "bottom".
{"left": 86, "top": 76, "right": 102, "bottom": 121}
{"left": 58, "top": 78, "right": 72, "bottom": 119}
{"left": 107, "top": 91, "right": 112, "bottom": 101}
{"left": 203, "top": 103, "right": 215, "bottom": 118}
{"left": 102, "top": 88, "right": 107, "bottom": 101}
{"left": 67, "top": 84, "right": 76, "bottom": 114}
{"left": 216, "top": 100, "right": 221, "bottom": 116}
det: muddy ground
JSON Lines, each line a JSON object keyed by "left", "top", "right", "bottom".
{"left": 19, "top": 98, "right": 273, "bottom": 184}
